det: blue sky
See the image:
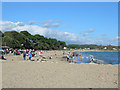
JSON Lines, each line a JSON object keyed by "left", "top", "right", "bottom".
{"left": 1, "top": 2, "right": 118, "bottom": 45}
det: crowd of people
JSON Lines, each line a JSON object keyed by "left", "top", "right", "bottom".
{"left": 65, "top": 51, "right": 84, "bottom": 63}
{"left": 0, "top": 48, "right": 54, "bottom": 61}
{"left": 0, "top": 48, "right": 36, "bottom": 60}
{"left": 0, "top": 48, "right": 80, "bottom": 63}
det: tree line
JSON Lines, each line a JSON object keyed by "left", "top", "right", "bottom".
{"left": 67, "top": 44, "right": 118, "bottom": 50}
{"left": 0, "top": 31, "right": 66, "bottom": 50}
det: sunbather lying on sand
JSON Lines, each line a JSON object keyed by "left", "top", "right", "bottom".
{"left": 0, "top": 55, "right": 7, "bottom": 60}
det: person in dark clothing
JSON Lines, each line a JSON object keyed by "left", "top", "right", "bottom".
{"left": 23, "top": 51, "right": 26, "bottom": 60}
{"left": 0, "top": 55, "right": 6, "bottom": 60}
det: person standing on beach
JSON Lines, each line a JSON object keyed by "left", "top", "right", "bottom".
{"left": 67, "top": 54, "right": 69, "bottom": 61}
{"left": 40, "top": 50, "right": 42, "bottom": 54}
{"left": 28, "top": 51, "right": 32, "bottom": 60}
{"left": 39, "top": 51, "right": 41, "bottom": 57}
{"left": 23, "top": 51, "right": 26, "bottom": 60}
{"left": 68, "top": 52, "right": 70, "bottom": 55}
{"left": 79, "top": 54, "right": 81, "bottom": 61}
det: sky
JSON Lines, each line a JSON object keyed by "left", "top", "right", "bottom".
{"left": 1, "top": 2, "right": 118, "bottom": 46}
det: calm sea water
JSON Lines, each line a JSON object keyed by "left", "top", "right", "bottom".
{"left": 72, "top": 52, "right": 119, "bottom": 65}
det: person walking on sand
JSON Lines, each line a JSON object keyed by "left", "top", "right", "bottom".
{"left": 28, "top": 51, "right": 32, "bottom": 60}
{"left": 39, "top": 51, "right": 41, "bottom": 57}
{"left": 23, "top": 51, "right": 26, "bottom": 60}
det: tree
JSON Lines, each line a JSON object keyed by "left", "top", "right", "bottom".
{"left": 2, "top": 36, "right": 21, "bottom": 48}
{"left": 2, "top": 30, "right": 67, "bottom": 50}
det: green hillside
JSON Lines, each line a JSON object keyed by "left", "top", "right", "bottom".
{"left": 1, "top": 31, "right": 66, "bottom": 50}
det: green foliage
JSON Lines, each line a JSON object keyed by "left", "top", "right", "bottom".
{"left": 2, "top": 31, "right": 67, "bottom": 50}
{"left": 0, "top": 31, "right": 4, "bottom": 37}
{"left": 67, "top": 44, "right": 118, "bottom": 50}
{"left": 2, "top": 36, "right": 21, "bottom": 48}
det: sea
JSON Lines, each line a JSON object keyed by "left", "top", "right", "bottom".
{"left": 72, "top": 51, "right": 119, "bottom": 65}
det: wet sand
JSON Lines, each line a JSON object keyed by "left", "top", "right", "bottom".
{"left": 0, "top": 50, "right": 119, "bottom": 88}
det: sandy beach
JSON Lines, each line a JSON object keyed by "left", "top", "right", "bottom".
{"left": 0, "top": 50, "right": 119, "bottom": 88}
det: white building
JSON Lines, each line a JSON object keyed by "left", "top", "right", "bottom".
{"left": 64, "top": 47, "right": 67, "bottom": 49}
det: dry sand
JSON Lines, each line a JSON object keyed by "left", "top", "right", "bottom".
{"left": 0, "top": 50, "right": 119, "bottom": 88}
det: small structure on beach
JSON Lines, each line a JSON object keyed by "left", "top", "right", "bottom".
{"left": 64, "top": 47, "right": 67, "bottom": 50}
{"left": 2, "top": 46, "right": 10, "bottom": 49}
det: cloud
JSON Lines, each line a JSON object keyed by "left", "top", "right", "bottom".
{"left": 43, "top": 23, "right": 50, "bottom": 28}
{"left": 42, "top": 20, "right": 60, "bottom": 28}
{"left": 42, "top": 20, "right": 53, "bottom": 25}
{"left": 28, "top": 21, "right": 36, "bottom": 25}
{"left": 96, "top": 36, "right": 118, "bottom": 46}
{"left": 17, "top": 22, "right": 25, "bottom": 26}
{"left": 41, "top": 20, "right": 53, "bottom": 28}
{"left": 83, "top": 29, "right": 94, "bottom": 36}
{"left": 107, "top": 37, "right": 118, "bottom": 45}
{"left": 0, "top": 21, "right": 117, "bottom": 46}
{"left": 0, "top": 21, "right": 17, "bottom": 32}
{"left": 52, "top": 23, "right": 60, "bottom": 27}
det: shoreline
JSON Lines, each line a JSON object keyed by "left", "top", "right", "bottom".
{"left": 1, "top": 50, "right": 119, "bottom": 66}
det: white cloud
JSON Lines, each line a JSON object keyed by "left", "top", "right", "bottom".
{"left": 42, "top": 20, "right": 60, "bottom": 28}
{"left": 28, "top": 21, "right": 36, "bottom": 25}
{"left": 0, "top": 21, "right": 118, "bottom": 46}
{"left": 44, "top": 20, "right": 53, "bottom": 23}
{"left": 83, "top": 29, "right": 94, "bottom": 36}
{"left": 41, "top": 20, "right": 53, "bottom": 25}
{"left": 16, "top": 22, "right": 25, "bottom": 26}
{"left": 43, "top": 23, "right": 50, "bottom": 28}
{"left": 52, "top": 23, "right": 60, "bottom": 27}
